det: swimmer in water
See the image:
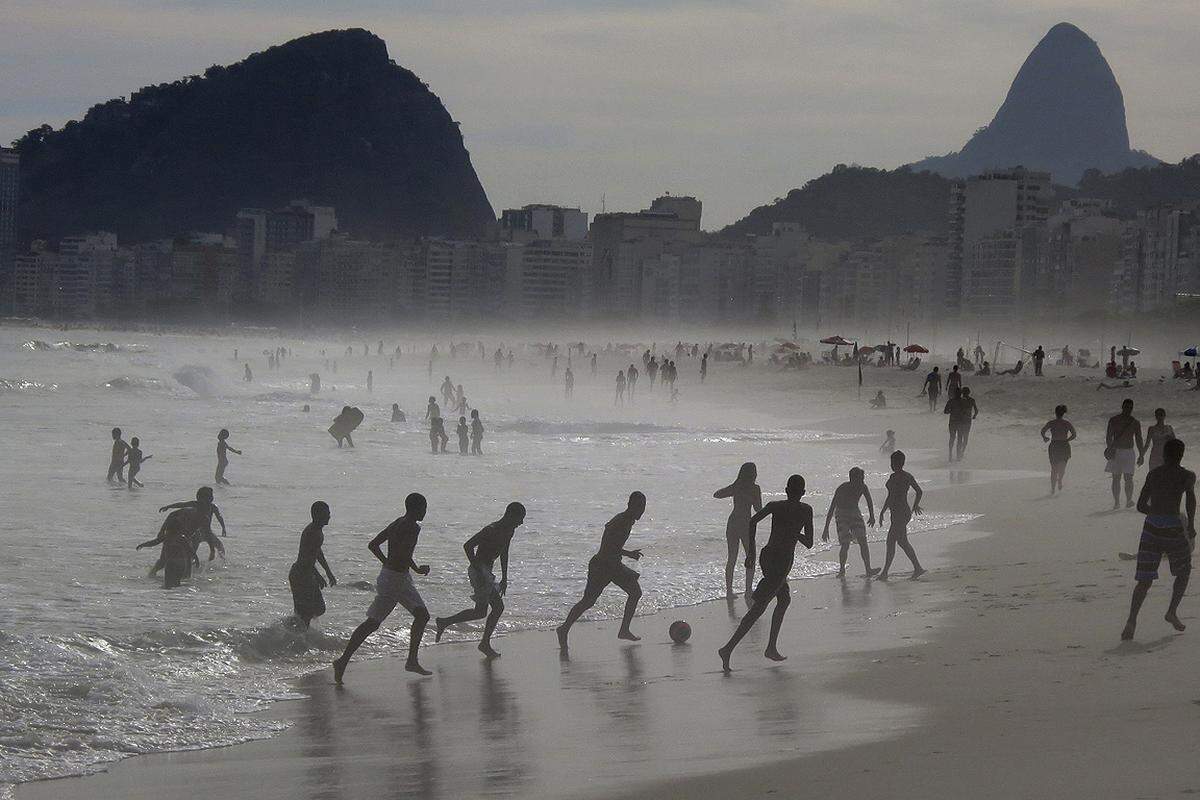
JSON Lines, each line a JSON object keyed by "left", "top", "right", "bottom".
{"left": 718, "top": 475, "right": 814, "bottom": 672}
{"left": 821, "top": 468, "right": 879, "bottom": 578}
{"left": 391, "top": 404, "right": 405, "bottom": 423}
{"left": 107, "top": 427, "right": 129, "bottom": 483}
{"left": 435, "top": 502, "right": 526, "bottom": 658}
{"left": 137, "top": 508, "right": 201, "bottom": 589}
{"left": 430, "top": 416, "right": 448, "bottom": 454}
{"left": 425, "top": 396, "right": 440, "bottom": 423}
{"left": 123, "top": 437, "right": 151, "bottom": 489}
{"left": 290, "top": 501, "right": 337, "bottom": 630}
{"left": 556, "top": 492, "right": 647, "bottom": 653}
{"left": 215, "top": 429, "right": 241, "bottom": 485}
{"left": 880, "top": 429, "right": 896, "bottom": 455}
{"left": 333, "top": 493, "right": 433, "bottom": 682}
{"left": 877, "top": 450, "right": 926, "bottom": 581}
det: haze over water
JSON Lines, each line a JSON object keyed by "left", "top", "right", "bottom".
{"left": 0, "top": 326, "right": 978, "bottom": 789}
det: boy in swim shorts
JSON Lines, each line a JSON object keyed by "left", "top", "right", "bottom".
{"left": 821, "top": 468, "right": 878, "bottom": 578}
{"left": 333, "top": 493, "right": 432, "bottom": 683}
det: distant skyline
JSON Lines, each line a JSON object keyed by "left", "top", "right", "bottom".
{"left": 3, "top": 1, "right": 1198, "bottom": 230}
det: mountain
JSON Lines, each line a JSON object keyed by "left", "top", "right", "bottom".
{"left": 13, "top": 29, "right": 495, "bottom": 243}
{"left": 717, "top": 165, "right": 952, "bottom": 241}
{"left": 910, "top": 22, "right": 1158, "bottom": 184}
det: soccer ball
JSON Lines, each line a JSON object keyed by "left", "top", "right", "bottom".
{"left": 669, "top": 620, "right": 691, "bottom": 644}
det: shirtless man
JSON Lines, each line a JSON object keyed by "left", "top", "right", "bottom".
{"left": 821, "top": 468, "right": 879, "bottom": 578}
{"left": 557, "top": 492, "right": 647, "bottom": 652}
{"left": 922, "top": 367, "right": 942, "bottom": 413}
{"left": 943, "top": 386, "right": 979, "bottom": 462}
{"left": 289, "top": 501, "right": 336, "bottom": 629}
{"left": 615, "top": 371, "right": 626, "bottom": 406}
{"left": 435, "top": 502, "right": 526, "bottom": 658}
{"left": 1122, "top": 438, "right": 1195, "bottom": 640}
{"left": 718, "top": 475, "right": 814, "bottom": 672}
{"left": 123, "top": 437, "right": 151, "bottom": 490}
{"left": 1105, "top": 399, "right": 1145, "bottom": 509}
{"left": 157, "top": 487, "right": 226, "bottom": 569}
{"left": 333, "top": 493, "right": 433, "bottom": 683}
{"left": 107, "top": 427, "right": 128, "bottom": 483}
{"left": 878, "top": 450, "right": 926, "bottom": 580}
{"left": 137, "top": 508, "right": 201, "bottom": 589}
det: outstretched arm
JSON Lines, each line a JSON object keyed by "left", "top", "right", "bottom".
{"left": 713, "top": 482, "right": 736, "bottom": 499}
{"left": 821, "top": 499, "right": 834, "bottom": 541}
{"left": 212, "top": 507, "right": 227, "bottom": 536}
{"left": 158, "top": 500, "right": 194, "bottom": 513}
{"left": 136, "top": 533, "right": 165, "bottom": 550}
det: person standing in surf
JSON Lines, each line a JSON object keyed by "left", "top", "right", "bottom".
{"left": 556, "top": 492, "right": 647, "bottom": 653}
{"left": 1122, "top": 438, "right": 1195, "bottom": 640}
{"left": 435, "top": 502, "right": 526, "bottom": 658}
{"left": 1040, "top": 405, "right": 1077, "bottom": 495}
{"left": 123, "top": 437, "right": 151, "bottom": 490}
{"left": 713, "top": 462, "right": 763, "bottom": 598}
{"left": 821, "top": 468, "right": 879, "bottom": 578}
{"left": 718, "top": 474, "right": 814, "bottom": 672}
{"left": 333, "top": 493, "right": 433, "bottom": 683}
{"left": 877, "top": 450, "right": 926, "bottom": 580}
{"left": 290, "top": 501, "right": 337, "bottom": 630}
{"left": 137, "top": 508, "right": 200, "bottom": 589}
{"left": 215, "top": 429, "right": 241, "bottom": 485}
{"left": 470, "top": 409, "right": 484, "bottom": 455}
{"left": 107, "top": 427, "right": 128, "bottom": 483}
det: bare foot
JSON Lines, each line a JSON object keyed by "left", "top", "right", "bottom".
{"left": 617, "top": 629, "right": 641, "bottom": 642}
{"left": 867, "top": 567, "right": 882, "bottom": 577}
{"left": 877, "top": 572, "right": 890, "bottom": 581}
{"left": 910, "top": 567, "right": 927, "bottom": 580}
{"left": 764, "top": 648, "right": 787, "bottom": 662}
{"left": 1126, "top": 499, "right": 1135, "bottom": 508}
{"left": 556, "top": 625, "right": 569, "bottom": 651}
{"left": 434, "top": 619, "right": 447, "bottom": 643}
{"left": 479, "top": 642, "right": 501, "bottom": 658}
{"left": 1165, "top": 613, "right": 1186, "bottom": 632}
{"left": 718, "top": 645, "right": 732, "bottom": 673}
{"left": 1120, "top": 620, "right": 1136, "bottom": 641}
{"left": 332, "top": 658, "right": 347, "bottom": 684}
{"left": 405, "top": 660, "right": 432, "bottom": 676}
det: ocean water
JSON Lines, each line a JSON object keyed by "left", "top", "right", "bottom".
{"left": 0, "top": 327, "right": 978, "bottom": 790}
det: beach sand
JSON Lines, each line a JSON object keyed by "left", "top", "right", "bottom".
{"left": 20, "top": 363, "right": 1200, "bottom": 799}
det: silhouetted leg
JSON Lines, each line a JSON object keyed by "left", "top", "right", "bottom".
{"left": 1122, "top": 580, "right": 1151, "bottom": 639}
{"left": 557, "top": 592, "right": 599, "bottom": 650}
{"left": 896, "top": 528, "right": 925, "bottom": 578}
{"left": 1111, "top": 474, "right": 1121, "bottom": 508}
{"left": 334, "top": 618, "right": 380, "bottom": 683}
{"left": 435, "top": 601, "right": 489, "bottom": 642}
{"left": 719, "top": 595, "right": 770, "bottom": 672}
{"left": 1123, "top": 474, "right": 1135, "bottom": 506}
{"left": 837, "top": 542, "right": 850, "bottom": 576}
{"left": 958, "top": 427, "right": 970, "bottom": 459}
{"left": 480, "top": 597, "right": 504, "bottom": 657}
{"left": 1166, "top": 571, "right": 1189, "bottom": 631}
{"left": 725, "top": 532, "right": 739, "bottom": 597}
{"left": 879, "top": 531, "right": 898, "bottom": 580}
{"left": 764, "top": 582, "right": 790, "bottom": 661}
{"left": 406, "top": 607, "right": 431, "bottom": 675}
{"left": 857, "top": 536, "right": 877, "bottom": 575}
{"left": 617, "top": 581, "right": 642, "bottom": 641}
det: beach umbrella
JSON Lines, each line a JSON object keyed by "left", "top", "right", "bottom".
{"left": 820, "top": 335, "right": 853, "bottom": 346}
{"left": 903, "top": 344, "right": 929, "bottom": 354}
{"left": 1116, "top": 346, "right": 1140, "bottom": 357}
{"left": 775, "top": 341, "right": 801, "bottom": 351}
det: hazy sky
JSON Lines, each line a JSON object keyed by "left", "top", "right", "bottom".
{"left": 3, "top": 1, "right": 1197, "bottom": 229}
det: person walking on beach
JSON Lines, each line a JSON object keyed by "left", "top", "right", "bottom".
{"left": 701, "top": 352, "right": 708, "bottom": 383}
{"left": 215, "top": 429, "right": 241, "bottom": 485}
{"left": 878, "top": 450, "right": 926, "bottom": 580}
{"left": 714, "top": 463, "right": 764, "bottom": 598}
{"left": 1122, "top": 438, "right": 1195, "bottom": 640}
{"left": 627, "top": 364, "right": 639, "bottom": 401}
{"left": 821, "top": 468, "right": 879, "bottom": 578}
{"left": 565, "top": 366, "right": 575, "bottom": 399}
{"left": 1106, "top": 399, "right": 1145, "bottom": 509}
{"left": 943, "top": 387, "right": 979, "bottom": 462}
{"left": 107, "top": 427, "right": 128, "bottom": 483}
{"left": 1041, "top": 405, "right": 1077, "bottom": 495}
{"left": 922, "top": 367, "right": 942, "bottom": 413}
{"left": 556, "top": 492, "right": 647, "bottom": 652}
{"left": 718, "top": 475, "right": 813, "bottom": 672}
{"left": 1032, "top": 345, "right": 1046, "bottom": 377}
{"left": 1143, "top": 408, "right": 1177, "bottom": 472}
{"left": 289, "top": 501, "right": 337, "bottom": 630}
{"left": 615, "top": 370, "right": 626, "bottom": 406}
{"left": 243, "top": 363, "right": 253, "bottom": 382}
{"left": 946, "top": 364, "right": 962, "bottom": 395}
{"left": 123, "top": 437, "right": 150, "bottom": 489}
{"left": 435, "top": 502, "right": 526, "bottom": 658}
{"left": 333, "top": 493, "right": 433, "bottom": 683}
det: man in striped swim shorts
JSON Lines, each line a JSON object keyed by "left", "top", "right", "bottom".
{"left": 1122, "top": 438, "right": 1196, "bottom": 641}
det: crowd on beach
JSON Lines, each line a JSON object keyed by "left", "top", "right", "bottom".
{"left": 112, "top": 334, "right": 1197, "bottom": 684}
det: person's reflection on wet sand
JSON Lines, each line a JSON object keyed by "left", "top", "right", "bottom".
{"left": 478, "top": 658, "right": 531, "bottom": 794}
{"left": 294, "top": 673, "right": 345, "bottom": 800}
{"left": 558, "top": 644, "right": 649, "bottom": 768}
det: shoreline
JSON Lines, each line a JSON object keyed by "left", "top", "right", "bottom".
{"left": 13, "top": 341, "right": 1200, "bottom": 798}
